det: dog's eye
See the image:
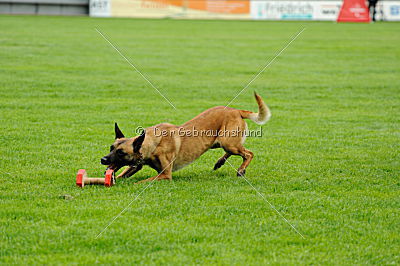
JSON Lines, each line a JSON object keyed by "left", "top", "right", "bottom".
{"left": 110, "top": 145, "right": 114, "bottom": 152}
{"left": 117, "top": 149, "right": 125, "bottom": 156}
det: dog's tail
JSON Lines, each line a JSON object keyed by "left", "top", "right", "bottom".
{"left": 240, "top": 92, "right": 271, "bottom": 125}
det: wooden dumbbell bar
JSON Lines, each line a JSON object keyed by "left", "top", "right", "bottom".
{"left": 76, "top": 169, "right": 115, "bottom": 187}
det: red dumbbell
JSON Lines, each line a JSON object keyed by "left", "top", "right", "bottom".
{"left": 76, "top": 169, "right": 115, "bottom": 188}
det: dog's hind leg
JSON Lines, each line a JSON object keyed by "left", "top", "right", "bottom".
{"left": 222, "top": 145, "right": 253, "bottom": 177}
{"left": 236, "top": 148, "right": 253, "bottom": 177}
{"left": 216, "top": 118, "right": 253, "bottom": 176}
{"left": 213, "top": 153, "right": 231, "bottom": 170}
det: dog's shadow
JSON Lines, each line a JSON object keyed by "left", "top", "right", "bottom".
{"left": 118, "top": 166, "right": 234, "bottom": 185}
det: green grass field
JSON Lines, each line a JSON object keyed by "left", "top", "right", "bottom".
{"left": 0, "top": 15, "right": 399, "bottom": 264}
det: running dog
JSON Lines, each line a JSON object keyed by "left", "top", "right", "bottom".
{"left": 100, "top": 93, "right": 271, "bottom": 183}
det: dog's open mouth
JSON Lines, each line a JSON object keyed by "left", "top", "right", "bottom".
{"left": 106, "top": 164, "right": 121, "bottom": 172}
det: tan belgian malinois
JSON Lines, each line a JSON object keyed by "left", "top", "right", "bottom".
{"left": 101, "top": 92, "right": 271, "bottom": 183}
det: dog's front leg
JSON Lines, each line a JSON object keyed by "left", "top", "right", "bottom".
{"left": 136, "top": 155, "right": 173, "bottom": 184}
{"left": 117, "top": 165, "right": 143, "bottom": 178}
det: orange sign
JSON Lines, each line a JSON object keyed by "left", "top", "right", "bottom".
{"left": 150, "top": 0, "right": 249, "bottom": 14}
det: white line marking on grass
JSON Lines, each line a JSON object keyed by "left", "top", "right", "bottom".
{"left": 224, "top": 160, "right": 305, "bottom": 239}
{"left": 95, "top": 28, "right": 177, "bottom": 110}
{"left": 95, "top": 158, "right": 176, "bottom": 239}
{"left": 224, "top": 27, "right": 306, "bottom": 109}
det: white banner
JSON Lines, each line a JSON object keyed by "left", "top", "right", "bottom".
{"left": 90, "top": 0, "right": 111, "bottom": 17}
{"left": 377, "top": 1, "right": 400, "bottom": 20}
{"left": 250, "top": 0, "right": 341, "bottom": 20}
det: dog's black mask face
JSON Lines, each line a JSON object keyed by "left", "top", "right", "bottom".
{"left": 100, "top": 123, "right": 145, "bottom": 172}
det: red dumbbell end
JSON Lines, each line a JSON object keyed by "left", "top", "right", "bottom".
{"left": 104, "top": 169, "right": 115, "bottom": 187}
{"left": 76, "top": 169, "right": 87, "bottom": 187}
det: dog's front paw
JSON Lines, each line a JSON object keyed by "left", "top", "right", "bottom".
{"left": 237, "top": 169, "right": 246, "bottom": 177}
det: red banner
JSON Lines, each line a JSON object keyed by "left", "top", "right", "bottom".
{"left": 337, "top": 0, "right": 370, "bottom": 22}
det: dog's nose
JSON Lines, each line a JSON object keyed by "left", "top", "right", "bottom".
{"left": 101, "top": 157, "right": 109, "bottom": 165}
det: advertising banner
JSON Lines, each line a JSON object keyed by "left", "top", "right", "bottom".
{"left": 90, "top": 0, "right": 250, "bottom": 19}
{"left": 90, "top": 0, "right": 111, "bottom": 17}
{"left": 337, "top": 0, "right": 370, "bottom": 22}
{"left": 377, "top": 1, "right": 400, "bottom": 20}
{"left": 89, "top": 0, "right": 400, "bottom": 21}
{"left": 250, "top": 0, "right": 341, "bottom": 20}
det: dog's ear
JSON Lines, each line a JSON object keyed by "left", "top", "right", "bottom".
{"left": 115, "top": 123, "right": 125, "bottom": 139}
{"left": 133, "top": 130, "right": 145, "bottom": 153}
